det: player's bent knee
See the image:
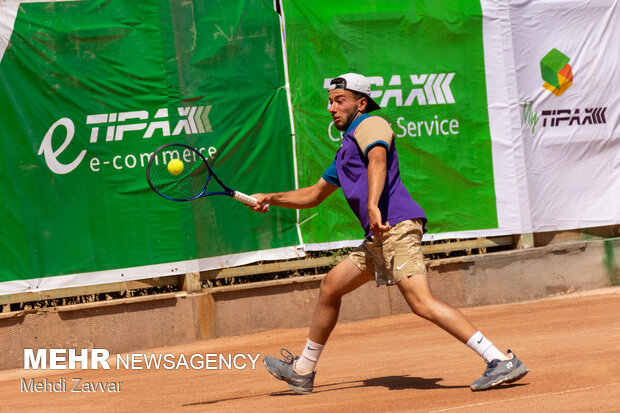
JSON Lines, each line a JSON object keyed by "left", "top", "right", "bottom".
{"left": 320, "top": 275, "right": 354, "bottom": 302}
{"left": 319, "top": 277, "right": 341, "bottom": 301}
{"left": 400, "top": 290, "right": 437, "bottom": 319}
{"left": 410, "top": 302, "right": 433, "bottom": 319}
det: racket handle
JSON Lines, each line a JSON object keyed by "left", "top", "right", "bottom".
{"left": 232, "top": 190, "right": 258, "bottom": 206}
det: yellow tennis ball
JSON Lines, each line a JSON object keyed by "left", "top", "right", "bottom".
{"left": 167, "top": 158, "right": 184, "bottom": 175}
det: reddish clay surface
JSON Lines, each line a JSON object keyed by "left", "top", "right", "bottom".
{"left": 2, "top": 288, "right": 619, "bottom": 412}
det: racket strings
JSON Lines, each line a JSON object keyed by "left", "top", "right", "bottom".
{"left": 148, "top": 146, "right": 210, "bottom": 201}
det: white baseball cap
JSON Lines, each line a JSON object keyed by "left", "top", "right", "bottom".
{"left": 328, "top": 73, "right": 381, "bottom": 112}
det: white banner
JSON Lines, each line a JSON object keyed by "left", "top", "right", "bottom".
{"left": 483, "top": 0, "right": 620, "bottom": 234}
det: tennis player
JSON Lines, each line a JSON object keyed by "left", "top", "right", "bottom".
{"left": 249, "top": 73, "right": 528, "bottom": 394}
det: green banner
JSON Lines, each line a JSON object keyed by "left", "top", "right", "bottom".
{"left": 0, "top": 0, "right": 297, "bottom": 283}
{"left": 1, "top": 0, "right": 503, "bottom": 291}
{"left": 284, "top": 0, "right": 498, "bottom": 243}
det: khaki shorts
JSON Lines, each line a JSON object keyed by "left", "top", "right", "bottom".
{"left": 348, "top": 219, "right": 427, "bottom": 286}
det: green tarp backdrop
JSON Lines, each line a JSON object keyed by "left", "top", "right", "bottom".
{"left": 9, "top": 0, "right": 616, "bottom": 294}
{"left": 1, "top": 0, "right": 298, "bottom": 288}
{"left": 284, "top": 0, "right": 496, "bottom": 247}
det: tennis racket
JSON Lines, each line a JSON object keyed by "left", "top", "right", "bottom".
{"left": 146, "top": 143, "right": 257, "bottom": 206}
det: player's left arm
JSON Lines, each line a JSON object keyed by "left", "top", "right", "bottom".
{"left": 354, "top": 116, "right": 394, "bottom": 235}
{"left": 367, "top": 147, "right": 391, "bottom": 234}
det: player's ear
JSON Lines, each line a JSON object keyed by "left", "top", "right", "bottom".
{"left": 358, "top": 95, "right": 368, "bottom": 113}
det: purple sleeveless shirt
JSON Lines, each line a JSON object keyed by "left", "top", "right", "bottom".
{"left": 323, "top": 114, "right": 427, "bottom": 237}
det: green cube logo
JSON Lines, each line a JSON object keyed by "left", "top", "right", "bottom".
{"left": 540, "top": 48, "right": 573, "bottom": 96}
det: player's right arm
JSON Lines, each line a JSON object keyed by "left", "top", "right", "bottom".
{"left": 249, "top": 178, "right": 338, "bottom": 213}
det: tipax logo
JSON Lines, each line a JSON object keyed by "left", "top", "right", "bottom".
{"left": 522, "top": 102, "right": 608, "bottom": 133}
{"left": 85, "top": 106, "right": 212, "bottom": 143}
{"left": 38, "top": 105, "right": 212, "bottom": 175}
{"left": 324, "top": 73, "right": 456, "bottom": 108}
{"left": 541, "top": 107, "right": 607, "bottom": 127}
{"left": 521, "top": 48, "right": 608, "bottom": 133}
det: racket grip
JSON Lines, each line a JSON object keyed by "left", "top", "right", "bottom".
{"left": 232, "top": 190, "right": 258, "bottom": 206}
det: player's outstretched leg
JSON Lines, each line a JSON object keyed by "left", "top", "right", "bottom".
{"left": 396, "top": 270, "right": 529, "bottom": 391}
{"left": 470, "top": 350, "right": 529, "bottom": 391}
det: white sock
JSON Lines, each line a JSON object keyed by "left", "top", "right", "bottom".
{"left": 294, "top": 338, "right": 324, "bottom": 374}
{"left": 466, "top": 331, "right": 508, "bottom": 363}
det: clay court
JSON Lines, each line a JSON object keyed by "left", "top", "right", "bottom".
{"left": 2, "top": 287, "right": 619, "bottom": 412}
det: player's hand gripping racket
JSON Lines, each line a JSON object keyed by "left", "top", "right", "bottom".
{"left": 146, "top": 143, "right": 257, "bottom": 206}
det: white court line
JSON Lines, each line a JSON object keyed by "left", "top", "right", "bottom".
{"left": 429, "top": 382, "right": 620, "bottom": 412}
